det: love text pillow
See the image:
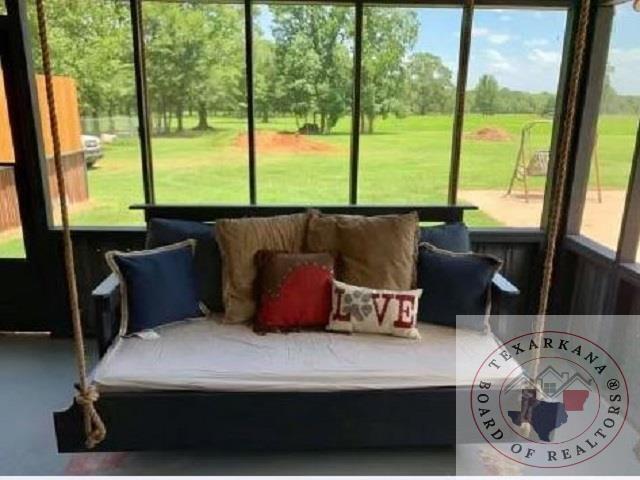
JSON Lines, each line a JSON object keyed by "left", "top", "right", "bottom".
{"left": 255, "top": 252, "right": 334, "bottom": 332}
{"left": 327, "top": 280, "right": 422, "bottom": 339}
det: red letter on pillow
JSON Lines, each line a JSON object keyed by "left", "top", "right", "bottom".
{"left": 332, "top": 287, "right": 351, "bottom": 322}
{"left": 371, "top": 293, "right": 394, "bottom": 326}
{"left": 394, "top": 294, "right": 416, "bottom": 329}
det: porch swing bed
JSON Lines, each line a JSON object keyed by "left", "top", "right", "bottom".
{"left": 54, "top": 205, "right": 521, "bottom": 453}
{"left": 38, "top": 0, "right": 597, "bottom": 453}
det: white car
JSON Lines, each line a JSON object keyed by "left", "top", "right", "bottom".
{"left": 81, "top": 134, "right": 103, "bottom": 167}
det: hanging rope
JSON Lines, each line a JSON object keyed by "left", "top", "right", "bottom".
{"left": 35, "top": 0, "right": 106, "bottom": 449}
{"left": 535, "top": 0, "right": 592, "bottom": 325}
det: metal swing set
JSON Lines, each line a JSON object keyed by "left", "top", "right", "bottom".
{"left": 506, "top": 119, "right": 602, "bottom": 203}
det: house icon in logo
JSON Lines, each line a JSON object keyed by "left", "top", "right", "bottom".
{"left": 504, "top": 366, "right": 593, "bottom": 411}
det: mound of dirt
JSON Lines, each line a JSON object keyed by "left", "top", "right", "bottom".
{"left": 466, "top": 127, "right": 512, "bottom": 142}
{"left": 234, "top": 132, "right": 339, "bottom": 154}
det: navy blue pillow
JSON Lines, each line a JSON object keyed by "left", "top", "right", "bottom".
{"left": 107, "top": 241, "right": 202, "bottom": 334}
{"left": 420, "top": 222, "right": 470, "bottom": 253}
{"left": 146, "top": 218, "right": 223, "bottom": 312}
{"left": 417, "top": 243, "right": 501, "bottom": 332}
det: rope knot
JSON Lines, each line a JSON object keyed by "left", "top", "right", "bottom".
{"left": 75, "top": 384, "right": 100, "bottom": 406}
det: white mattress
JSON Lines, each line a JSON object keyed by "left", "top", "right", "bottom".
{"left": 92, "top": 316, "right": 507, "bottom": 392}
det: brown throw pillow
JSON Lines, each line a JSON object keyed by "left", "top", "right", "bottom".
{"left": 255, "top": 251, "right": 334, "bottom": 332}
{"left": 306, "top": 211, "right": 419, "bottom": 290}
{"left": 215, "top": 213, "right": 309, "bottom": 323}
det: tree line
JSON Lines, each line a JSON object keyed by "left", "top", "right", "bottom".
{"left": 27, "top": 0, "right": 639, "bottom": 136}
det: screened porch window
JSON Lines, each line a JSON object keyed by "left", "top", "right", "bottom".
{"left": 459, "top": 7, "right": 567, "bottom": 227}
{"left": 0, "top": 60, "right": 26, "bottom": 258}
{"left": 254, "top": 3, "right": 353, "bottom": 204}
{"left": 580, "top": 1, "right": 639, "bottom": 261}
{"left": 143, "top": 0, "right": 250, "bottom": 204}
{"left": 358, "top": 6, "right": 461, "bottom": 205}
{"left": 11, "top": 0, "right": 639, "bottom": 268}
{"left": 26, "top": 0, "right": 145, "bottom": 226}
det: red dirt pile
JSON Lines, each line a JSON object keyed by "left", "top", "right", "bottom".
{"left": 234, "top": 132, "right": 338, "bottom": 154}
{"left": 465, "top": 127, "right": 512, "bottom": 142}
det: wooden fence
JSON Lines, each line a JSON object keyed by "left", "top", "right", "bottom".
{"left": 0, "top": 166, "right": 20, "bottom": 230}
{"left": 0, "top": 73, "right": 88, "bottom": 232}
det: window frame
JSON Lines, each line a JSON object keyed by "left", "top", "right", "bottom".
{"left": 10, "top": 0, "right": 640, "bottom": 267}
{"left": 131, "top": 0, "right": 575, "bottom": 211}
{"left": 563, "top": 2, "right": 640, "bottom": 265}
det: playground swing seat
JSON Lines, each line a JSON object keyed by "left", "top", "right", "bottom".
{"left": 506, "top": 120, "right": 602, "bottom": 203}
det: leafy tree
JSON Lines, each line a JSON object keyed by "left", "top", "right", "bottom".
{"left": 276, "top": 31, "right": 320, "bottom": 127}
{"left": 406, "top": 52, "right": 454, "bottom": 115}
{"left": 474, "top": 74, "right": 499, "bottom": 115}
{"left": 540, "top": 94, "right": 556, "bottom": 116}
{"left": 143, "top": 3, "right": 205, "bottom": 133}
{"left": 597, "top": 66, "right": 640, "bottom": 115}
{"left": 360, "top": 9, "right": 418, "bottom": 133}
{"left": 190, "top": 5, "right": 245, "bottom": 130}
{"left": 142, "top": 3, "right": 245, "bottom": 134}
{"left": 254, "top": 38, "right": 283, "bottom": 123}
{"left": 28, "top": 0, "right": 134, "bottom": 131}
{"left": 271, "top": 5, "right": 352, "bottom": 133}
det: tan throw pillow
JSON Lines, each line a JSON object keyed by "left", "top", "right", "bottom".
{"left": 306, "top": 211, "right": 419, "bottom": 290}
{"left": 215, "top": 213, "right": 309, "bottom": 323}
{"left": 327, "top": 280, "right": 422, "bottom": 339}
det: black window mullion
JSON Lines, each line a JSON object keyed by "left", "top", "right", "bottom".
{"left": 447, "top": 0, "right": 474, "bottom": 205}
{"left": 130, "top": 0, "right": 155, "bottom": 205}
{"left": 244, "top": 0, "right": 257, "bottom": 205}
{"left": 349, "top": 0, "right": 363, "bottom": 205}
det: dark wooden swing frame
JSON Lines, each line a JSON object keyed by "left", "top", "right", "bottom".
{"left": 54, "top": 204, "right": 520, "bottom": 453}
{"left": 1, "top": 0, "right": 639, "bottom": 454}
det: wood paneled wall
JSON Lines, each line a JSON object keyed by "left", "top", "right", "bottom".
{"left": 52, "top": 228, "right": 544, "bottom": 336}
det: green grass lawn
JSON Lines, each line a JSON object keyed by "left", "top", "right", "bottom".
{"left": 2, "top": 113, "right": 638, "bottom": 257}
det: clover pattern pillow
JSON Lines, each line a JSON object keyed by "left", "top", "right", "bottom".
{"left": 327, "top": 280, "right": 422, "bottom": 339}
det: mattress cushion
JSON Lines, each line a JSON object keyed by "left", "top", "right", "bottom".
{"left": 92, "top": 314, "right": 511, "bottom": 393}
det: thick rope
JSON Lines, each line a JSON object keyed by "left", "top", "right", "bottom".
{"left": 535, "top": 0, "right": 591, "bottom": 326}
{"left": 35, "top": 0, "right": 106, "bottom": 449}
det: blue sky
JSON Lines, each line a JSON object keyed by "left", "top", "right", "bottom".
{"left": 257, "top": 4, "right": 639, "bottom": 95}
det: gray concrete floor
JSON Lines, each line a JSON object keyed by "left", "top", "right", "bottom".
{"left": 0, "top": 335, "right": 455, "bottom": 475}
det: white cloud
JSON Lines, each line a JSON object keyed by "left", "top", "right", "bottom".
{"left": 472, "top": 27, "right": 511, "bottom": 45}
{"left": 528, "top": 48, "right": 561, "bottom": 65}
{"left": 608, "top": 47, "right": 640, "bottom": 95}
{"left": 524, "top": 38, "right": 550, "bottom": 47}
{"left": 488, "top": 34, "right": 511, "bottom": 45}
{"left": 485, "top": 49, "right": 515, "bottom": 73}
{"left": 472, "top": 27, "right": 490, "bottom": 37}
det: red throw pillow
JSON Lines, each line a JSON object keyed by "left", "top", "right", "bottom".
{"left": 254, "top": 251, "right": 335, "bottom": 332}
